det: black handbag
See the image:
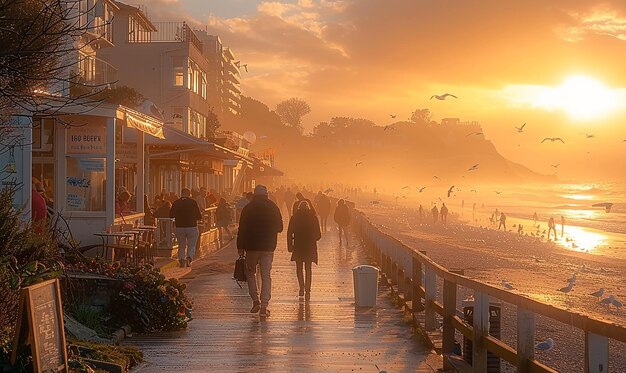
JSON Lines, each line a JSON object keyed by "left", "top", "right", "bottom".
{"left": 233, "top": 255, "right": 247, "bottom": 287}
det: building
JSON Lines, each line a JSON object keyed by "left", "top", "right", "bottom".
{"left": 195, "top": 32, "right": 242, "bottom": 116}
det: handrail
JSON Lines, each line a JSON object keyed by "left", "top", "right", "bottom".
{"left": 352, "top": 209, "right": 625, "bottom": 372}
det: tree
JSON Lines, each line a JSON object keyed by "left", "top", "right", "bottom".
{"left": 410, "top": 108, "right": 432, "bottom": 124}
{"left": 275, "top": 98, "right": 311, "bottom": 134}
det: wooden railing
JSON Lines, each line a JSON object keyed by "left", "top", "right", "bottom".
{"left": 352, "top": 210, "right": 625, "bottom": 373}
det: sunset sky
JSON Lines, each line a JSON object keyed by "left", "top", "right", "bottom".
{"left": 142, "top": 0, "right": 626, "bottom": 180}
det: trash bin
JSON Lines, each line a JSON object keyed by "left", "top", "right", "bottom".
{"left": 352, "top": 265, "right": 380, "bottom": 307}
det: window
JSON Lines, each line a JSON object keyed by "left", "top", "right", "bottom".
{"left": 187, "top": 59, "right": 193, "bottom": 89}
{"left": 173, "top": 57, "right": 184, "bottom": 86}
{"left": 201, "top": 72, "right": 207, "bottom": 99}
{"left": 66, "top": 157, "right": 106, "bottom": 212}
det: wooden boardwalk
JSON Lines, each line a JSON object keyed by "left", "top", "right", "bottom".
{"left": 127, "top": 227, "right": 440, "bottom": 372}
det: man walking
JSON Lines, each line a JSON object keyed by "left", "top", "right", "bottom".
{"left": 170, "top": 188, "right": 203, "bottom": 267}
{"left": 238, "top": 185, "right": 283, "bottom": 317}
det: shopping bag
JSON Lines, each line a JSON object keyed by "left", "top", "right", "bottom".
{"left": 234, "top": 255, "right": 247, "bottom": 287}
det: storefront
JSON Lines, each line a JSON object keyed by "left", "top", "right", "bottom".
{"left": 28, "top": 103, "right": 164, "bottom": 246}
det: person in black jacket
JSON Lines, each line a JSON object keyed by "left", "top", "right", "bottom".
{"left": 333, "top": 199, "right": 351, "bottom": 245}
{"left": 169, "top": 188, "right": 202, "bottom": 267}
{"left": 287, "top": 200, "right": 321, "bottom": 300}
{"left": 237, "top": 184, "right": 283, "bottom": 317}
{"left": 216, "top": 197, "right": 233, "bottom": 246}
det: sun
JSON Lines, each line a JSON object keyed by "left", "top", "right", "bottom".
{"left": 534, "top": 75, "right": 619, "bottom": 120}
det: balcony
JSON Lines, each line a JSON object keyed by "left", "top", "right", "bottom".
{"left": 147, "top": 22, "right": 203, "bottom": 52}
{"left": 69, "top": 56, "right": 118, "bottom": 97}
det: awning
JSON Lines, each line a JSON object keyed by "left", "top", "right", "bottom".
{"left": 117, "top": 107, "right": 165, "bottom": 139}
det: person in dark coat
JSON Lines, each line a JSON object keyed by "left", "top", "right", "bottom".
{"left": 237, "top": 185, "right": 283, "bottom": 317}
{"left": 314, "top": 191, "right": 332, "bottom": 232}
{"left": 169, "top": 188, "right": 202, "bottom": 267}
{"left": 216, "top": 197, "right": 233, "bottom": 246}
{"left": 287, "top": 201, "right": 322, "bottom": 300}
{"left": 333, "top": 199, "right": 350, "bottom": 245}
{"left": 291, "top": 192, "right": 316, "bottom": 217}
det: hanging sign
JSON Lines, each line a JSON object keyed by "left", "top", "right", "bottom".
{"left": 67, "top": 124, "right": 106, "bottom": 154}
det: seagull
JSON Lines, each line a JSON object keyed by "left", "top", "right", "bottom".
{"left": 468, "top": 164, "right": 479, "bottom": 171}
{"left": 433, "top": 175, "right": 439, "bottom": 179}
{"left": 515, "top": 123, "right": 526, "bottom": 133}
{"left": 470, "top": 189, "right": 477, "bottom": 192}
{"left": 466, "top": 132, "right": 483, "bottom": 137}
{"left": 535, "top": 338, "right": 554, "bottom": 352}
{"left": 557, "top": 281, "right": 574, "bottom": 294}
{"left": 541, "top": 137, "right": 565, "bottom": 143}
{"left": 501, "top": 280, "right": 513, "bottom": 290}
{"left": 417, "top": 187, "right": 426, "bottom": 192}
{"left": 241, "top": 64, "right": 248, "bottom": 72}
{"left": 494, "top": 191, "right": 502, "bottom": 195}
{"left": 447, "top": 185, "right": 455, "bottom": 198}
{"left": 592, "top": 202, "right": 613, "bottom": 213}
{"left": 355, "top": 162, "right": 363, "bottom": 166}
{"left": 430, "top": 93, "right": 458, "bottom": 100}
{"left": 566, "top": 273, "right": 576, "bottom": 284}
{"left": 589, "top": 288, "right": 605, "bottom": 299}
{"left": 599, "top": 295, "right": 615, "bottom": 307}
{"left": 389, "top": 114, "right": 397, "bottom": 118}
{"left": 402, "top": 186, "right": 409, "bottom": 189}
{"left": 383, "top": 125, "right": 395, "bottom": 131}
{"left": 584, "top": 133, "right": 594, "bottom": 138}
{"left": 323, "top": 188, "right": 333, "bottom": 194}
{"left": 613, "top": 296, "right": 623, "bottom": 309}
{"left": 551, "top": 164, "right": 559, "bottom": 168}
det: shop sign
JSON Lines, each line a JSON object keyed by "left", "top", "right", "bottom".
{"left": 66, "top": 177, "right": 91, "bottom": 188}
{"left": 67, "top": 124, "right": 106, "bottom": 154}
{"left": 78, "top": 159, "right": 104, "bottom": 172}
{"left": 66, "top": 194, "right": 85, "bottom": 209}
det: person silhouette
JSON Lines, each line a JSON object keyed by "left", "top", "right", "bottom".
{"left": 547, "top": 217, "right": 557, "bottom": 241}
{"left": 440, "top": 203, "right": 449, "bottom": 224}
{"left": 498, "top": 212, "right": 506, "bottom": 230}
{"left": 431, "top": 204, "right": 439, "bottom": 224}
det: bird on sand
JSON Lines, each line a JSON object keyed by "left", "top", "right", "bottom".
{"left": 535, "top": 338, "right": 554, "bottom": 351}
{"left": 612, "top": 296, "right": 623, "bottom": 309}
{"left": 558, "top": 281, "right": 574, "bottom": 294}
{"left": 599, "top": 295, "right": 615, "bottom": 307}
{"left": 566, "top": 273, "right": 576, "bottom": 284}
{"left": 584, "top": 133, "right": 594, "bottom": 138}
{"left": 355, "top": 162, "right": 363, "bottom": 166}
{"left": 541, "top": 137, "right": 565, "bottom": 143}
{"left": 371, "top": 200, "right": 380, "bottom": 204}
{"left": 389, "top": 114, "right": 397, "bottom": 118}
{"left": 501, "top": 280, "right": 514, "bottom": 290}
{"left": 468, "top": 164, "right": 479, "bottom": 171}
{"left": 589, "top": 288, "right": 605, "bottom": 300}
{"left": 323, "top": 188, "right": 333, "bottom": 194}
{"left": 430, "top": 93, "right": 458, "bottom": 100}
{"left": 417, "top": 187, "right": 426, "bottom": 192}
{"left": 515, "top": 123, "right": 526, "bottom": 133}
{"left": 466, "top": 132, "right": 483, "bottom": 137}
{"left": 447, "top": 185, "right": 455, "bottom": 198}
{"left": 592, "top": 202, "right": 613, "bottom": 213}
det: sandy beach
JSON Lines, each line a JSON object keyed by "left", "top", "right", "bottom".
{"left": 356, "top": 202, "right": 626, "bottom": 372}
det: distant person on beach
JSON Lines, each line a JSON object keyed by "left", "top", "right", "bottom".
{"left": 548, "top": 217, "right": 557, "bottom": 240}
{"left": 462, "top": 200, "right": 465, "bottom": 209}
{"left": 533, "top": 212, "right": 538, "bottom": 224}
{"left": 472, "top": 203, "right": 476, "bottom": 222}
{"left": 333, "top": 199, "right": 351, "bottom": 245}
{"left": 431, "top": 205, "right": 439, "bottom": 224}
{"left": 498, "top": 212, "right": 507, "bottom": 230}
{"left": 287, "top": 200, "right": 322, "bottom": 300}
{"left": 517, "top": 224, "right": 523, "bottom": 235}
{"left": 418, "top": 205, "right": 425, "bottom": 223}
{"left": 440, "top": 203, "right": 449, "bottom": 224}
{"left": 238, "top": 185, "right": 283, "bottom": 317}
{"left": 561, "top": 215, "right": 565, "bottom": 238}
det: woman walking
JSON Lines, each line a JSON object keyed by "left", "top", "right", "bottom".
{"left": 287, "top": 201, "right": 322, "bottom": 300}
{"left": 334, "top": 199, "right": 351, "bottom": 245}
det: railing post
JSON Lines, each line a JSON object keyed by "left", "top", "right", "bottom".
{"left": 585, "top": 332, "right": 608, "bottom": 373}
{"left": 397, "top": 267, "right": 405, "bottom": 295}
{"left": 516, "top": 307, "right": 535, "bottom": 373}
{"left": 442, "top": 278, "right": 457, "bottom": 369}
{"left": 472, "top": 291, "right": 489, "bottom": 373}
{"left": 412, "top": 255, "right": 423, "bottom": 315}
{"left": 391, "top": 261, "right": 398, "bottom": 286}
{"left": 424, "top": 266, "right": 437, "bottom": 331}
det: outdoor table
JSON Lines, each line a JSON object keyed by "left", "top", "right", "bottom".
{"left": 94, "top": 231, "right": 135, "bottom": 262}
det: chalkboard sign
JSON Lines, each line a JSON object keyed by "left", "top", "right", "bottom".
{"left": 11, "top": 279, "right": 68, "bottom": 372}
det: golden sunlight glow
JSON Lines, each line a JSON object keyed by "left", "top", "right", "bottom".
{"left": 560, "top": 226, "right": 606, "bottom": 253}
{"left": 534, "top": 75, "right": 619, "bottom": 120}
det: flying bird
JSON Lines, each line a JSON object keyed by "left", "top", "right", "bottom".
{"left": 470, "top": 189, "right": 477, "bottom": 192}
{"left": 402, "top": 186, "right": 409, "bottom": 189}
{"left": 241, "top": 64, "right": 248, "bottom": 72}
{"left": 494, "top": 191, "right": 502, "bottom": 195}
{"left": 592, "top": 202, "right": 613, "bottom": 213}
{"left": 584, "top": 133, "right": 594, "bottom": 138}
{"left": 389, "top": 114, "right": 397, "bottom": 118}
{"left": 430, "top": 93, "right": 458, "bottom": 100}
{"left": 447, "top": 185, "right": 455, "bottom": 198}
{"left": 541, "top": 137, "right": 565, "bottom": 143}
{"left": 433, "top": 175, "right": 439, "bottom": 179}
{"left": 466, "top": 132, "right": 483, "bottom": 137}
{"left": 417, "top": 187, "right": 426, "bottom": 192}
{"left": 355, "top": 161, "right": 363, "bottom": 166}
{"left": 535, "top": 338, "right": 554, "bottom": 352}
{"left": 468, "top": 164, "right": 479, "bottom": 171}
{"left": 589, "top": 288, "right": 605, "bottom": 300}
{"left": 515, "top": 123, "right": 526, "bottom": 133}
{"left": 551, "top": 164, "right": 559, "bottom": 168}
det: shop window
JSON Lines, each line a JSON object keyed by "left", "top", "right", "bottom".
{"left": 66, "top": 157, "right": 106, "bottom": 212}
{"left": 173, "top": 56, "right": 184, "bottom": 87}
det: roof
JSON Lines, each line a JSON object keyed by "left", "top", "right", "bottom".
{"left": 113, "top": 1, "right": 157, "bottom": 31}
